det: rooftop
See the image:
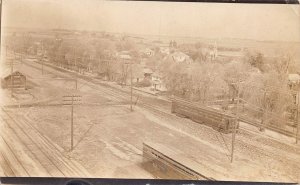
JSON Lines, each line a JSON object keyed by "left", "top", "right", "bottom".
{"left": 288, "top": 73, "right": 300, "bottom": 83}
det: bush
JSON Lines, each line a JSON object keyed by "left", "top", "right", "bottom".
{"left": 135, "top": 79, "right": 151, "bottom": 87}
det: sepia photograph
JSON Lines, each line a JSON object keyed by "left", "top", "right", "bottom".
{"left": 0, "top": 0, "right": 300, "bottom": 183}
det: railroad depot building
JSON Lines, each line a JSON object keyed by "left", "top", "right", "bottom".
{"left": 1, "top": 71, "right": 27, "bottom": 89}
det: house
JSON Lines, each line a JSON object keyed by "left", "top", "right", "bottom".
{"left": 288, "top": 73, "right": 300, "bottom": 105}
{"left": 159, "top": 47, "right": 170, "bottom": 55}
{"left": 116, "top": 51, "right": 131, "bottom": 59}
{"left": 172, "top": 51, "right": 193, "bottom": 64}
{"left": 288, "top": 74, "right": 300, "bottom": 86}
{"left": 143, "top": 68, "right": 153, "bottom": 79}
{"left": 151, "top": 71, "right": 167, "bottom": 92}
{"left": 140, "top": 48, "right": 154, "bottom": 57}
{"left": 119, "top": 54, "right": 132, "bottom": 61}
{"left": 1, "top": 71, "right": 27, "bottom": 89}
{"left": 164, "top": 51, "right": 193, "bottom": 64}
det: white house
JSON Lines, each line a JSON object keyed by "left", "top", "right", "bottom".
{"left": 159, "top": 47, "right": 170, "bottom": 55}
{"left": 140, "top": 48, "right": 154, "bottom": 57}
{"left": 119, "top": 54, "right": 132, "bottom": 61}
{"left": 151, "top": 71, "right": 167, "bottom": 92}
{"left": 116, "top": 51, "right": 131, "bottom": 59}
{"left": 288, "top": 74, "right": 300, "bottom": 85}
{"left": 166, "top": 51, "right": 193, "bottom": 64}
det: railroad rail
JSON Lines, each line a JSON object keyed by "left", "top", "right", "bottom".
{"left": 239, "top": 116, "right": 300, "bottom": 140}
{"left": 16, "top": 57, "right": 300, "bottom": 173}
{"left": 22, "top": 57, "right": 300, "bottom": 141}
{"left": 0, "top": 107, "right": 91, "bottom": 177}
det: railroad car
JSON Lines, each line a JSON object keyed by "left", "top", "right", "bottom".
{"left": 171, "top": 98, "right": 238, "bottom": 133}
{"left": 142, "top": 142, "right": 214, "bottom": 180}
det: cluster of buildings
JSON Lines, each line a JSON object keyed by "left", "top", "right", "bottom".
{"left": 111, "top": 41, "right": 225, "bottom": 93}
{"left": 114, "top": 45, "right": 203, "bottom": 92}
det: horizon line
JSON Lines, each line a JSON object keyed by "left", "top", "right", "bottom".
{"left": 2, "top": 26, "right": 300, "bottom": 44}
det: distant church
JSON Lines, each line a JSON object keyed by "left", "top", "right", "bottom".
{"left": 209, "top": 41, "right": 218, "bottom": 61}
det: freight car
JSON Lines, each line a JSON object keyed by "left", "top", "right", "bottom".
{"left": 142, "top": 142, "right": 215, "bottom": 180}
{"left": 171, "top": 98, "right": 238, "bottom": 133}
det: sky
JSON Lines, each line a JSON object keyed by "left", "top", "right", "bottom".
{"left": 2, "top": 0, "right": 300, "bottom": 41}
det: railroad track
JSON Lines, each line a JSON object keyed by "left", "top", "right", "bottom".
{"left": 12, "top": 57, "right": 300, "bottom": 180}
{"left": 0, "top": 135, "right": 30, "bottom": 176}
{"left": 74, "top": 74, "right": 300, "bottom": 141}
{"left": 90, "top": 81, "right": 300, "bottom": 146}
{"left": 239, "top": 116, "right": 299, "bottom": 139}
{"left": 4, "top": 102, "right": 124, "bottom": 109}
{"left": 0, "top": 107, "right": 91, "bottom": 177}
{"left": 0, "top": 108, "right": 60, "bottom": 176}
{"left": 13, "top": 111, "right": 91, "bottom": 176}
{"left": 22, "top": 58, "right": 299, "bottom": 141}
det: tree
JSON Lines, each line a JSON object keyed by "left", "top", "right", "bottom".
{"left": 195, "top": 42, "right": 202, "bottom": 49}
{"left": 159, "top": 58, "right": 227, "bottom": 102}
{"left": 188, "top": 63, "right": 226, "bottom": 103}
{"left": 238, "top": 54, "right": 294, "bottom": 128}
{"left": 273, "top": 54, "right": 292, "bottom": 78}
{"left": 169, "top": 40, "right": 177, "bottom": 48}
{"left": 260, "top": 72, "right": 293, "bottom": 127}
{"left": 223, "top": 60, "right": 253, "bottom": 100}
{"left": 245, "top": 50, "right": 264, "bottom": 72}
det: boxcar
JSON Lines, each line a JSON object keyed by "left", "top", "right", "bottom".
{"left": 171, "top": 98, "right": 238, "bottom": 133}
{"left": 142, "top": 142, "right": 215, "bottom": 180}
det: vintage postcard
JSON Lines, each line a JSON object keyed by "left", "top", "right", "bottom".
{"left": 0, "top": 0, "right": 299, "bottom": 183}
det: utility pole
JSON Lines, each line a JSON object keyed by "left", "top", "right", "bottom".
{"left": 296, "top": 92, "right": 299, "bottom": 144}
{"left": 39, "top": 52, "right": 44, "bottom": 75}
{"left": 125, "top": 59, "right": 133, "bottom": 111}
{"left": 74, "top": 47, "right": 78, "bottom": 90}
{"left": 63, "top": 95, "right": 82, "bottom": 151}
{"left": 41, "top": 43, "right": 44, "bottom": 75}
{"left": 21, "top": 33, "right": 25, "bottom": 66}
{"left": 231, "top": 80, "right": 240, "bottom": 163}
{"left": 20, "top": 47, "right": 23, "bottom": 65}
{"left": 130, "top": 59, "right": 133, "bottom": 112}
{"left": 10, "top": 51, "right": 17, "bottom": 98}
{"left": 260, "top": 90, "right": 267, "bottom": 132}
{"left": 10, "top": 58, "right": 13, "bottom": 98}
{"left": 42, "top": 57, "right": 44, "bottom": 75}
{"left": 75, "top": 79, "right": 78, "bottom": 90}
{"left": 73, "top": 46, "right": 76, "bottom": 71}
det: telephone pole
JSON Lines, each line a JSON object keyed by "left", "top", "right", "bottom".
{"left": 260, "top": 90, "right": 267, "bottom": 131}
{"left": 231, "top": 80, "right": 240, "bottom": 163}
{"left": 39, "top": 53, "right": 44, "bottom": 75}
{"left": 10, "top": 58, "right": 14, "bottom": 98}
{"left": 125, "top": 59, "right": 133, "bottom": 111}
{"left": 130, "top": 59, "right": 133, "bottom": 112}
{"left": 10, "top": 50, "right": 17, "bottom": 98}
{"left": 296, "top": 92, "right": 299, "bottom": 144}
{"left": 63, "top": 95, "right": 82, "bottom": 151}
{"left": 41, "top": 43, "right": 45, "bottom": 75}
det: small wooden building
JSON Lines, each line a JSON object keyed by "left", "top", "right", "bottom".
{"left": 1, "top": 71, "right": 27, "bottom": 89}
